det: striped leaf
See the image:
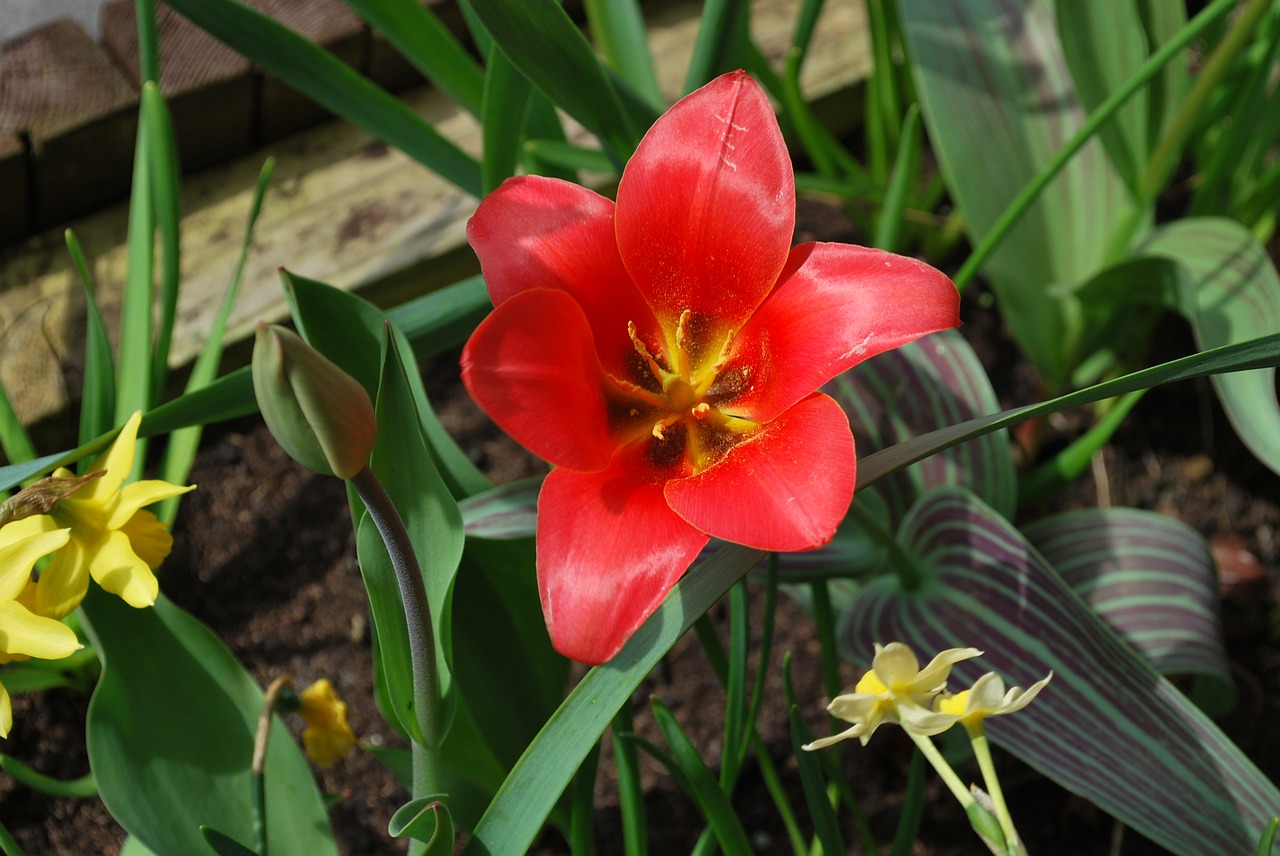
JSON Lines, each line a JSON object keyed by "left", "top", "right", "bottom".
{"left": 827, "top": 328, "right": 1015, "bottom": 524}
{"left": 1138, "top": 217, "right": 1280, "bottom": 476}
{"left": 844, "top": 487, "right": 1279, "bottom": 856}
{"left": 1024, "top": 507, "right": 1233, "bottom": 711}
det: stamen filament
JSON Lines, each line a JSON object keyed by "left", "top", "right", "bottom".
{"left": 628, "top": 321, "right": 668, "bottom": 381}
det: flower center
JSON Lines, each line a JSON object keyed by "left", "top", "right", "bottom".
{"left": 616, "top": 310, "right": 759, "bottom": 474}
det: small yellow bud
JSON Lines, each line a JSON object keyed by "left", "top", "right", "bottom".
{"left": 252, "top": 323, "right": 377, "bottom": 479}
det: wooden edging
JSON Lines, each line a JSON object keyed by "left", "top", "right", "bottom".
{"left": 0, "top": 0, "right": 869, "bottom": 441}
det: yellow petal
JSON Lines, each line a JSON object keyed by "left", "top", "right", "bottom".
{"left": 0, "top": 600, "right": 81, "bottom": 659}
{"left": 0, "top": 527, "right": 70, "bottom": 601}
{"left": 88, "top": 530, "right": 158, "bottom": 608}
{"left": 30, "top": 538, "right": 91, "bottom": 620}
{"left": 106, "top": 481, "right": 194, "bottom": 531}
{"left": 0, "top": 681, "right": 11, "bottom": 738}
{"left": 0, "top": 515, "right": 61, "bottom": 547}
{"left": 81, "top": 412, "right": 143, "bottom": 501}
{"left": 120, "top": 509, "right": 174, "bottom": 569}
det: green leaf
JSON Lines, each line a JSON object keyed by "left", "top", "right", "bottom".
{"left": 830, "top": 329, "right": 1015, "bottom": 522}
{"left": 458, "top": 477, "right": 540, "bottom": 539}
{"left": 480, "top": 44, "right": 533, "bottom": 194}
{"left": 1024, "top": 507, "right": 1234, "bottom": 713}
{"left": 855, "top": 330, "right": 1280, "bottom": 492}
{"left": 584, "top": 0, "right": 662, "bottom": 110}
{"left": 199, "top": 827, "right": 261, "bottom": 856}
{"left": 344, "top": 0, "right": 485, "bottom": 116}
{"left": 0, "top": 755, "right": 96, "bottom": 798}
{"left": 899, "top": 0, "right": 1134, "bottom": 386}
{"left": 461, "top": 544, "right": 763, "bottom": 855}
{"left": 355, "top": 330, "right": 465, "bottom": 740}
{"left": 116, "top": 94, "right": 155, "bottom": 434}
{"left": 388, "top": 796, "right": 455, "bottom": 853}
{"left": 845, "top": 487, "right": 1280, "bottom": 856}
{"left": 65, "top": 229, "right": 116, "bottom": 447}
{"left": 467, "top": 0, "right": 648, "bottom": 163}
{"left": 163, "top": 0, "right": 481, "bottom": 196}
{"left": 682, "top": 0, "right": 750, "bottom": 93}
{"left": 143, "top": 83, "right": 182, "bottom": 401}
{"left": 81, "top": 590, "right": 336, "bottom": 856}
{"left": 1056, "top": 0, "right": 1151, "bottom": 190}
{"left": 1138, "top": 217, "right": 1280, "bottom": 476}
{"left": 646, "top": 699, "right": 753, "bottom": 856}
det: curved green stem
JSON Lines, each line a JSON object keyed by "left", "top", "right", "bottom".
{"left": 906, "top": 731, "right": 972, "bottom": 809}
{"left": 351, "top": 465, "right": 441, "bottom": 797}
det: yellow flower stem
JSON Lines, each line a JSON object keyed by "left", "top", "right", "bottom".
{"left": 351, "top": 465, "right": 441, "bottom": 798}
{"left": 906, "top": 730, "right": 974, "bottom": 810}
{"left": 966, "top": 721, "right": 1025, "bottom": 856}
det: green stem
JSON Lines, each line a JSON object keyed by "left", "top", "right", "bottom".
{"left": 953, "top": 0, "right": 1238, "bottom": 291}
{"left": 906, "top": 731, "right": 973, "bottom": 810}
{"left": 967, "top": 723, "right": 1025, "bottom": 856}
{"left": 846, "top": 498, "right": 919, "bottom": 589}
{"left": 351, "top": 465, "right": 441, "bottom": 797}
{"left": 1108, "top": 0, "right": 1275, "bottom": 260}
{"left": 251, "top": 676, "right": 292, "bottom": 856}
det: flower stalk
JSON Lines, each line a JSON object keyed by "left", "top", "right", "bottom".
{"left": 350, "top": 465, "right": 441, "bottom": 797}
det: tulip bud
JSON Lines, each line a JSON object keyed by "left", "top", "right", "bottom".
{"left": 252, "top": 323, "right": 376, "bottom": 479}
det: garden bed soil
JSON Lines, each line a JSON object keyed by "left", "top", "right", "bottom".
{"left": 2, "top": 199, "right": 1279, "bottom": 855}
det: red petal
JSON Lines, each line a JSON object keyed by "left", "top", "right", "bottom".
{"left": 665, "top": 393, "right": 854, "bottom": 551}
{"left": 537, "top": 464, "right": 709, "bottom": 664}
{"left": 724, "top": 243, "right": 960, "bottom": 422}
{"left": 461, "top": 289, "right": 617, "bottom": 472}
{"left": 467, "top": 175, "right": 660, "bottom": 378}
{"left": 615, "top": 70, "right": 794, "bottom": 329}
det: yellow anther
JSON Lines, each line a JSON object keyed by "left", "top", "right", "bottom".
{"left": 628, "top": 320, "right": 667, "bottom": 381}
{"left": 692, "top": 402, "right": 711, "bottom": 419}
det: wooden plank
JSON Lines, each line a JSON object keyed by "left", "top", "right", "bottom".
{"left": 0, "top": 19, "right": 139, "bottom": 230}
{"left": 0, "top": 0, "right": 869, "bottom": 435}
{"left": 100, "top": 0, "right": 253, "bottom": 171}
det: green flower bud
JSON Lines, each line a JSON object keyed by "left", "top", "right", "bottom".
{"left": 252, "top": 323, "right": 376, "bottom": 479}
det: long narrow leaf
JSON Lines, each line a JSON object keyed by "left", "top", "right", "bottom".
{"left": 163, "top": 0, "right": 482, "bottom": 196}
{"left": 345, "top": 0, "right": 485, "bottom": 116}
{"left": 143, "top": 83, "right": 181, "bottom": 400}
{"left": 65, "top": 230, "right": 116, "bottom": 446}
{"left": 584, "top": 0, "right": 661, "bottom": 110}
{"left": 461, "top": 544, "right": 764, "bottom": 856}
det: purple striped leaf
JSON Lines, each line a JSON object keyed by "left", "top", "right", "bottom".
{"left": 1024, "top": 507, "right": 1232, "bottom": 711}
{"left": 826, "top": 328, "right": 1015, "bottom": 523}
{"left": 459, "top": 477, "right": 540, "bottom": 540}
{"left": 843, "top": 487, "right": 1278, "bottom": 856}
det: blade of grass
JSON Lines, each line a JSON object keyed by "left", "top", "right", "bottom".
{"left": 569, "top": 741, "right": 600, "bottom": 856}
{"left": 65, "top": 230, "right": 116, "bottom": 445}
{"left": 115, "top": 95, "right": 155, "bottom": 473}
{"left": 133, "top": 0, "right": 160, "bottom": 84}
{"left": 720, "top": 581, "right": 748, "bottom": 790}
{"left": 783, "top": 655, "right": 844, "bottom": 856}
{"left": 682, "top": 0, "right": 749, "bottom": 93}
{"left": 155, "top": 158, "right": 276, "bottom": 524}
{"left": 887, "top": 750, "right": 926, "bottom": 856}
{"left": 143, "top": 84, "right": 182, "bottom": 402}
{"left": 611, "top": 702, "right": 648, "bottom": 856}
{"left": 0, "top": 386, "right": 36, "bottom": 466}
{"left": 648, "top": 699, "right": 754, "bottom": 856}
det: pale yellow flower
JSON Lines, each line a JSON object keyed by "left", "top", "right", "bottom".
{"left": 902, "top": 671, "right": 1054, "bottom": 735}
{"left": 0, "top": 523, "right": 83, "bottom": 737}
{"left": 16, "top": 412, "right": 194, "bottom": 619}
{"left": 804, "top": 642, "right": 982, "bottom": 750}
{"left": 298, "top": 679, "right": 357, "bottom": 767}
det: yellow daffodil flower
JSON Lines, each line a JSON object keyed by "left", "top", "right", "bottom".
{"left": 298, "top": 679, "right": 357, "bottom": 767}
{"left": 0, "top": 523, "right": 83, "bottom": 737}
{"left": 14, "top": 412, "right": 194, "bottom": 619}
{"left": 804, "top": 642, "right": 982, "bottom": 750}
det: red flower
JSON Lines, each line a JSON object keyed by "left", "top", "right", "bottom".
{"left": 462, "top": 71, "right": 960, "bottom": 664}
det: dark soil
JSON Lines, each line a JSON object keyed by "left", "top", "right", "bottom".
{"left": 2, "top": 198, "right": 1279, "bottom": 855}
